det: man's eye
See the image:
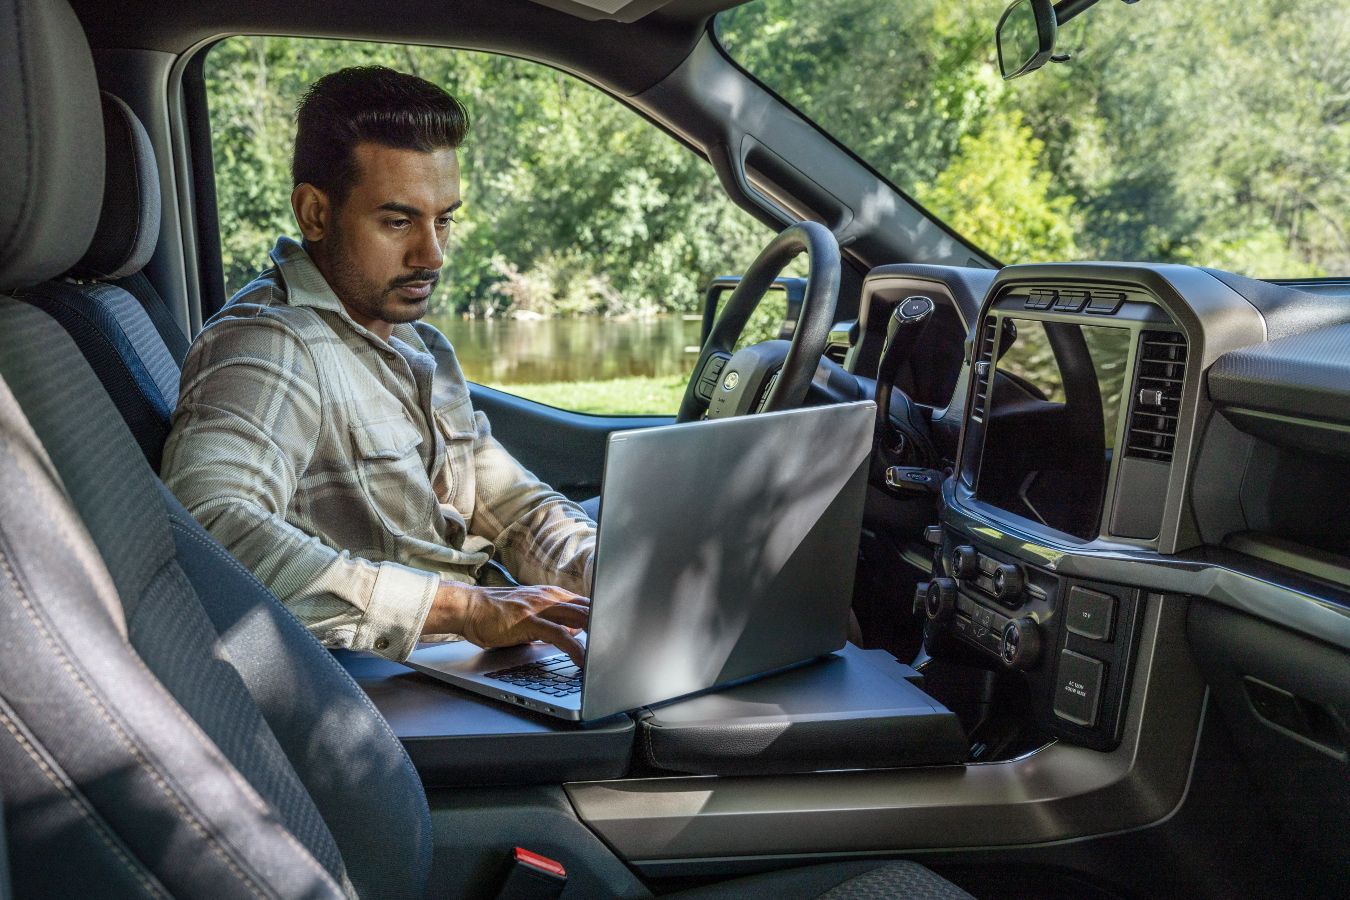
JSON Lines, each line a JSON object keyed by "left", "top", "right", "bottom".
{"left": 436, "top": 216, "right": 457, "bottom": 228}
{"left": 387, "top": 219, "right": 412, "bottom": 230}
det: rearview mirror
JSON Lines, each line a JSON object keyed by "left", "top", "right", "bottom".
{"left": 997, "top": 0, "right": 1057, "bottom": 80}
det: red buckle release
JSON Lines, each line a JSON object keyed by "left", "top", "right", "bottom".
{"left": 513, "top": 847, "right": 567, "bottom": 879}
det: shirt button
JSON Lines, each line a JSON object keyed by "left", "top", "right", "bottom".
{"left": 374, "top": 637, "right": 390, "bottom": 651}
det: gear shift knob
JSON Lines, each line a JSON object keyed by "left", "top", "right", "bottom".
{"left": 875, "top": 296, "right": 935, "bottom": 431}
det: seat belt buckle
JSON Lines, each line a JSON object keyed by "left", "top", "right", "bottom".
{"left": 493, "top": 847, "right": 568, "bottom": 900}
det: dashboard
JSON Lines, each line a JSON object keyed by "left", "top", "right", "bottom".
{"left": 852, "top": 261, "right": 1350, "bottom": 753}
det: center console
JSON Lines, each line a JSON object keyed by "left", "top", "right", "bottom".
{"left": 922, "top": 269, "right": 1197, "bottom": 751}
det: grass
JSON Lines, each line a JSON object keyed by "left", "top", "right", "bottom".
{"left": 484, "top": 374, "right": 688, "bottom": 416}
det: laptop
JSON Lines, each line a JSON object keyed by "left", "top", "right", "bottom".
{"left": 404, "top": 399, "right": 875, "bottom": 722}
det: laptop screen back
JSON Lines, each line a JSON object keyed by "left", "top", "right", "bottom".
{"left": 580, "top": 400, "right": 875, "bottom": 721}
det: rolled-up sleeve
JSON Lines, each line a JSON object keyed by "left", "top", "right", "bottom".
{"left": 162, "top": 317, "right": 440, "bottom": 661}
{"left": 465, "top": 410, "right": 597, "bottom": 598}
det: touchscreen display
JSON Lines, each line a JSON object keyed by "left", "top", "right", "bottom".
{"left": 975, "top": 319, "right": 1132, "bottom": 540}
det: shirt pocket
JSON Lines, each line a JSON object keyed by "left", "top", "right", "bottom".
{"left": 435, "top": 397, "right": 479, "bottom": 514}
{"left": 350, "top": 411, "right": 428, "bottom": 538}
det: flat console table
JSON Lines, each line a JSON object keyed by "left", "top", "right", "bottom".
{"left": 334, "top": 650, "right": 636, "bottom": 786}
{"left": 336, "top": 644, "right": 967, "bottom": 786}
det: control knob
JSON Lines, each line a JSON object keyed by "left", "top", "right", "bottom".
{"left": 949, "top": 545, "right": 979, "bottom": 579}
{"left": 992, "top": 563, "right": 1024, "bottom": 600}
{"left": 999, "top": 616, "right": 1042, "bottom": 670}
{"left": 924, "top": 578, "right": 957, "bottom": 624}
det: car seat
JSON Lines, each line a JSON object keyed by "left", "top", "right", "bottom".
{"left": 0, "top": 0, "right": 973, "bottom": 896}
{"left": 14, "top": 89, "right": 189, "bottom": 471}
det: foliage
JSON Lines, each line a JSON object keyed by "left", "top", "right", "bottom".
{"left": 719, "top": 0, "right": 1350, "bottom": 277}
{"left": 206, "top": 38, "right": 771, "bottom": 316}
{"left": 918, "top": 109, "right": 1078, "bottom": 263}
{"left": 207, "top": 0, "right": 1350, "bottom": 330}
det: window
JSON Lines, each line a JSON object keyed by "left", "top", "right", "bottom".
{"left": 717, "top": 0, "right": 1350, "bottom": 278}
{"left": 205, "top": 37, "right": 777, "bottom": 415}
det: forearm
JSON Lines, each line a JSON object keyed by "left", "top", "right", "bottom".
{"left": 468, "top": 427, "right": 596, "bottom": 595}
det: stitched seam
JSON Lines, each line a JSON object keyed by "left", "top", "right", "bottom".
{"left": 0, "top": 549, "right": 269, "bottom": 899}
{"left": 642, "top": 715, "right": 664, "bottom": 769}
{"left": 167, "top": 515, "right": 426, "bottom": 794}
{"left": 0, "top": 703, "right": 168, "bottom": 898}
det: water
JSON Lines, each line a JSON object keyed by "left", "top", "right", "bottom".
{"left": 422, "top": 314, "right": 702, "bottom": 385}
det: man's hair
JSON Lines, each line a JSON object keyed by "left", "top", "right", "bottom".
{"left": 293, "top": 66, "right": 469, "bottom": 207}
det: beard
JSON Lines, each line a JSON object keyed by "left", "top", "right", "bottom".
{"left": 321, "top": 221, "right": 440, "bottom": 327}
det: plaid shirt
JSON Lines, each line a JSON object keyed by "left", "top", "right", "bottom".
{"left": 162, "top": 237, "right": 596, "bottom": 661}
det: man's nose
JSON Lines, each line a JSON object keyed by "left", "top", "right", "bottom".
{"left": 407, "top": 221, "right": 444, "bottom": 271}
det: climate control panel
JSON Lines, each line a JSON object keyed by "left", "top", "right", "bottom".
{"left": 918, "top": 531, "right": 1144, "bottom": 751}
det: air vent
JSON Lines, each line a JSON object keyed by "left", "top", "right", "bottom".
{"left": 970, "top": 317, "right": 998, "bottom": 422}
{"left": 1125, "top": 331, "right": 1188, "bottom": 462}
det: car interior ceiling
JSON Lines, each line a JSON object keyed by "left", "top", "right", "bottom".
{"left": 1, "top": 0, "right": 1347, "bottom": 898}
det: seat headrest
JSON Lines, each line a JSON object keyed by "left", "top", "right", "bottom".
{"left": 0, "top": 0, "right": 104, "bottom": 292}
{"left": 72, "top": 93, "right": 163, "bottom": 281}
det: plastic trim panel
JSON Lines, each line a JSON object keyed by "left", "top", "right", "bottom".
{"left": 566, "top": 593, "right": 1203, "bottom": 860}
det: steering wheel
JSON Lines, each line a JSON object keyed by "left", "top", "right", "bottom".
{"left": 676, "top": 221, "right": 841, "bottom": 423}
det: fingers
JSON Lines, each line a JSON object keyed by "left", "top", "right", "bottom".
{"left": 535, "top": 601, "right": 589, "bottom": 629}
{"left": 532, "top": 619, "right": 586, "bottom": 667}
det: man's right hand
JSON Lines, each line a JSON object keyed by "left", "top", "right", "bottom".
{"left": 424, "top": 581, "right": 590, "bottom": 666}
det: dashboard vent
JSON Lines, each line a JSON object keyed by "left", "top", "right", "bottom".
{"left": 1125, "top": 331, "right": 1188, "bottom": 462}
{"left": 970, "top": 317, "right": 997, "bottom": 422}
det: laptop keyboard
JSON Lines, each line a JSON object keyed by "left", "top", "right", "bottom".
{"left": 486, "top": 653, "right": 582, "bottom": 696}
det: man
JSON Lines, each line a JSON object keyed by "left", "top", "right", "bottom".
{"left": 162, "top": 67, "right": 594, "bottom": 665}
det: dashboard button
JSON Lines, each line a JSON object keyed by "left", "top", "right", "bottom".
{"left": 1025, "top": 289, "right": 1056, "bottom": 310}
{"left": 999, "top": 616, "right": 1042, "bottom": 670}
{"left": 925, "top": 578, "right": 957, "bottom": 624}
{"left": 950, "top": 545, "right": 979, "bottom": 578}
{"left": 1053, "top": 289, "right": 1089, "bottom": 312}
{"left": 1053, "top": 649, "right": 1104, "bottom": 727}
{"left": 992, "top": 563, "right": 1024, "bottom": 601}
{"left": 1066, "top": 586, "right": 1116, "bottom": 641}
{"left": 1086, "top": 291, "right": 1126, "bottom": 314}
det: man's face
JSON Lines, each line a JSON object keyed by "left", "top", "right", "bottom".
{"left": 313, "top": 142, "right": 461, "bottom": 334}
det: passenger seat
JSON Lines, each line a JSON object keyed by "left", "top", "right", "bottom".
{"left": 15, "top": 90, "right": 189, "bottom": 471}
{"left": 0, "top": 1, "right": 973, "bottom": 896}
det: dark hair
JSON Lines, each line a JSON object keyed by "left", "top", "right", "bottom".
{"left": 292, "top": 66, "right": 469, "bottom": 207}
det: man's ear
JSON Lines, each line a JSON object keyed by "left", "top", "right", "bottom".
{"left": 292, "top": 183, "right": 331, "bottom": 242}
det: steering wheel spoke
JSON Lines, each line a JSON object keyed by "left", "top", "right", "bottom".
{"left": 677, "top": 221, "right": 841, "bottom": 423}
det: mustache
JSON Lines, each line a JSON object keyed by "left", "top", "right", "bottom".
{"left": 389, "top": 270, "right": 441, "bottom": 290}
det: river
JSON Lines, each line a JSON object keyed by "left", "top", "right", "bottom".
{"left": 421, "top": 314, "right": 703, "bottom": 385}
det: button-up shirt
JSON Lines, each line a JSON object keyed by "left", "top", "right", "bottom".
{"left": 162, "top": 236, "right": 596, "bottom": 661}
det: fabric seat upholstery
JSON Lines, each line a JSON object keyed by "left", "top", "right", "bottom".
{"left": 0, "top": 1, "right": 431, "bottom": 896}
{"left": 16, "top": 91, "right": 188, "bottom": 470}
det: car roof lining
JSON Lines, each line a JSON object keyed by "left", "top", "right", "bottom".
{"left": 68, "top": 0, "right": 748, "bottom": 96}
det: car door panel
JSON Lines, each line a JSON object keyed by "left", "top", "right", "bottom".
{"left": 469, "top": 383, "right": 671, "bottom": 501}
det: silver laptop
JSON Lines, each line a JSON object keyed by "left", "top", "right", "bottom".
{"left": 404, "top": 400, "right": 875, "bottom": 722}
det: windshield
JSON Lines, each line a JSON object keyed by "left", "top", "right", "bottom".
{"left": 715, "top": 0, "right": 1350, "bottom": 278}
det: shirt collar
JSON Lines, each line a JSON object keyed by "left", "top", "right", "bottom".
{"left": 269, "top": 235, "right": 426, "bottom": 351}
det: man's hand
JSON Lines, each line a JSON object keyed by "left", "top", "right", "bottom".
{"left": 425, "top": 581, "right": 590, "bottom": 665}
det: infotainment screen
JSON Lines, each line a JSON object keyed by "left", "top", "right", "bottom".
{"left": 975, "top": 318, "right": 1132, "bottom": 540}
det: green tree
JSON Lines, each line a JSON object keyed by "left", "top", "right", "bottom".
{"left": 920, "top": 109, "right": 1077, "bottom": 263}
